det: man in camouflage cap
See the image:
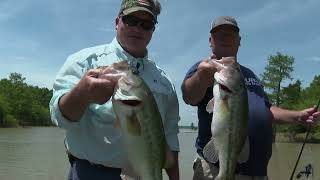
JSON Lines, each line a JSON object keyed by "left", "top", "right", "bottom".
{"left": 50, "top": 0, "right": 180, "bottom": 179}
{"left": 119, "top": 0, "right": 161, "bottom": 22}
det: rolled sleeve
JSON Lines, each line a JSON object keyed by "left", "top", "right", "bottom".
{"left": 49, "top": 90, "right": 82, "bottom": 129}
{"left": 164, "top": 86, "right": 180, "bottom": 152}
{"left": 49, "top": 52, "right": 89, "bottom": 130}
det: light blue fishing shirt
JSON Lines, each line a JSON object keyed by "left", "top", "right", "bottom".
{"left": 49, "top": 37, "right": 180, "bottom": 168}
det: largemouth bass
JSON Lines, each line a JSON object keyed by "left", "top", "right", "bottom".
{"left": 100, "top": 61, "right": 173, "bottom": 180}
{"left": 203, "top": 57, "right": 249, "bottom": 180}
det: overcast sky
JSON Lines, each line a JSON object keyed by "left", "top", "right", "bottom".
{"left": 1, "top": 0, "right": 319, "bottom": 126}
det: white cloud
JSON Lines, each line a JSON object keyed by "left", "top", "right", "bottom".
{"left": 24, "top": 72, "right": 56, "bottom": 88}
{"left": 308, "top": 56, "right": 320, "bottom": 62}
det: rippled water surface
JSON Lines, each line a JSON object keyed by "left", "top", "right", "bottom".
{"left": 0, "top": 127, "right": 319, "bottom": 180}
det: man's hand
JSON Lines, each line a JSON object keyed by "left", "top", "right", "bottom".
{"left": 165, "top": 151, "right": 180, "bottom": 180}
{"left": 271, "top": 106, "right": 320, "bottom": 125}
{"left": 197, "top": 57, "right": 219, "bottom": 88}
{"left": 59, "top": 68, "right": 121, "bottom": 121}
{"left": 182, "top": 54, "right": 219, "bottom": 105}
{"left": 296, "top": 106, "right": 320, "bottom": 125}
{"left": 81, "top": 69, "right": 118, "bottom": 105}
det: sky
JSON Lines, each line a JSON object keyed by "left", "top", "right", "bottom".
{"left": 1, "top": 0, "right": 320, "bottom": 126}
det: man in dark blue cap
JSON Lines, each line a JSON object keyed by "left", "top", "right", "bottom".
{"left": 181, "top": 16, "right": 320, "bottom": 180}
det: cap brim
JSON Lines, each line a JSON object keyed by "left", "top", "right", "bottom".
{"left": 122, "top": 7, "right": 156, "bottom": 21}
{"left": 210, "top": 24, "right": 239, "bottom": 33}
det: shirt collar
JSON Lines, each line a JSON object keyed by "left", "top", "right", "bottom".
{"left": 111, "top": 37, "right": 148, "bottom": 74}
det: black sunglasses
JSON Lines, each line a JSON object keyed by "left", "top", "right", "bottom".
{"left": 121, "top": 15, "right": 155, "bottom": 31}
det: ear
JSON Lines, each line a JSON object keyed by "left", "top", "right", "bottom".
{"left": 238, "top": 35, "right": 241, "bottom": 46}
{"left": 209, "top": 36, "right": 212, "bottom": 47}
{"left": 115, "top": 16, "right": 120, "bottom": 30}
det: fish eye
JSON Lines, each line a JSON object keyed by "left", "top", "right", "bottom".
{"left": 120, "top": 89, "right": 130, "bottom": 96}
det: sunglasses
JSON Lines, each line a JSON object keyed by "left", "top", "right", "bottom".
{"left": 121, "top": 15, "right": 155, "bottom": 31}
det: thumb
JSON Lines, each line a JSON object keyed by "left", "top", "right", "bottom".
{"left": 306, "top": 107, "right": 317, "bottom": 114}
{"left": 87, "top": 69, "right": 101, "bottom": 78}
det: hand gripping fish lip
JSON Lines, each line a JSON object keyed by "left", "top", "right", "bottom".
{"left": 214, "top": 72, "right": 233, "bottom": 94}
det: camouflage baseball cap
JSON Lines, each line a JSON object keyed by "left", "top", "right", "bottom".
{"left": 210, "top": 16, "right": 239, "bottom": 33}
{"left": 119, "top": 0, "right": 161, "bottom": 22}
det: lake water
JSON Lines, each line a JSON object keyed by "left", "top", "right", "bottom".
{"left": 0, "top": 127, "right": 319, "bottom": 180}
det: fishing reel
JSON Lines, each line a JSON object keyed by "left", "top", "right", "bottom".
{"left": 296, "top": 164, "right": 313, "bottom": 179}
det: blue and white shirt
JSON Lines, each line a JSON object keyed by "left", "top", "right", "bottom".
{"left": 50, "top": 37, "right": 180, "bottom": 168}
{"left": 183, "top": 60, "right": 273, "bottom": 176}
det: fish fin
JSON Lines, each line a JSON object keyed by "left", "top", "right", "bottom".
{"left": 203, "top": 139, "right": 219, "bottom": 164}
{"left": 164, "top": 144, "right": 175, "bottom": 168}
{"left": 126, "top": 113, "right": 141, "bottom": 136}
{"left": 237, "top": 136, "right": 250, "bottom": 163}
{"left": 206, "top": 98, "right": 215, "bottom": 113}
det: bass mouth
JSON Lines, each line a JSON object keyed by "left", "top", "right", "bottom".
{"left": 120, "top": 100, "right": 142, "bottom": 107}
{"left": 219, "top": 83, "right": 233, "bottom": 93}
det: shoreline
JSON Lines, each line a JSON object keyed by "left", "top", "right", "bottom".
{"left": 1, "top": 126, "right": 320, "bottom": 143}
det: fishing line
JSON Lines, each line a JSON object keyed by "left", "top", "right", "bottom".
{"left": 289, "top": 98, "right": 320, "bottom": 180}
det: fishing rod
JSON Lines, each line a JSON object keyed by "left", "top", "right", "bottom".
{"left": 289, "top": 98, "right": 320, "bottom": 180}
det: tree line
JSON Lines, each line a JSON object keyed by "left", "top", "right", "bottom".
{"left": 0, "top": 73, "right": 53, "bottom": 127}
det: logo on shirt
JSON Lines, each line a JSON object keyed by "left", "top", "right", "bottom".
{"left": 245, "top": 77, "right": 263, "bottom": 87}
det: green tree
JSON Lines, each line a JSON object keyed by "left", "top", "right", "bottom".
{"left": 260, "top": 52, "right": 294, "bottom": 142}
{"left": 9, "top": 72, "right": 26, "bottom": 85}
{"left": 301, "top": 75, "right": 320, "bottom": 140}
{"left": 0, "top": 95, "right": 8, "bottom": 126}
{"left": 0, "top": 95, "right": 18, "bottom": 127}
{"left": 302, "top": 75, "right": 320, "bottom": 107}
{"left": 281, "top": 80, "right": 302, "bottom": 110}
{"left": 0, "top": 72, "right": 53, "bottom": 127}
{"left": 278, "top": 80, "right": 307, "bottom": 138}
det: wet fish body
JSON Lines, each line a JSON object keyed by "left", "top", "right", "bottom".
{"left": 104, "top": 61, "right": 172, "bottom": 180}
{"left": 203, "top": 57, "right": 249, "bottom": 180}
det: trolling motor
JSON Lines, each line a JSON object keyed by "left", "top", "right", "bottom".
{"left": 296, "top": 164, "right": 313, "bottom": 179}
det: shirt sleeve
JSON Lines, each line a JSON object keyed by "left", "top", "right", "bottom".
{"left": 183, "top": 61, "right": 201, "bottom": 80}
{"left": 252, "top": 69, "right": 272, "bottom": 108}
{"left": 181, "top": 61, "right": 206, "bottom": 107}
{"left": 49, "top": 52, "right": 88, "bottom": 130}
{"left": 163, "top": 84, "right": 180, "bottom": 152}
